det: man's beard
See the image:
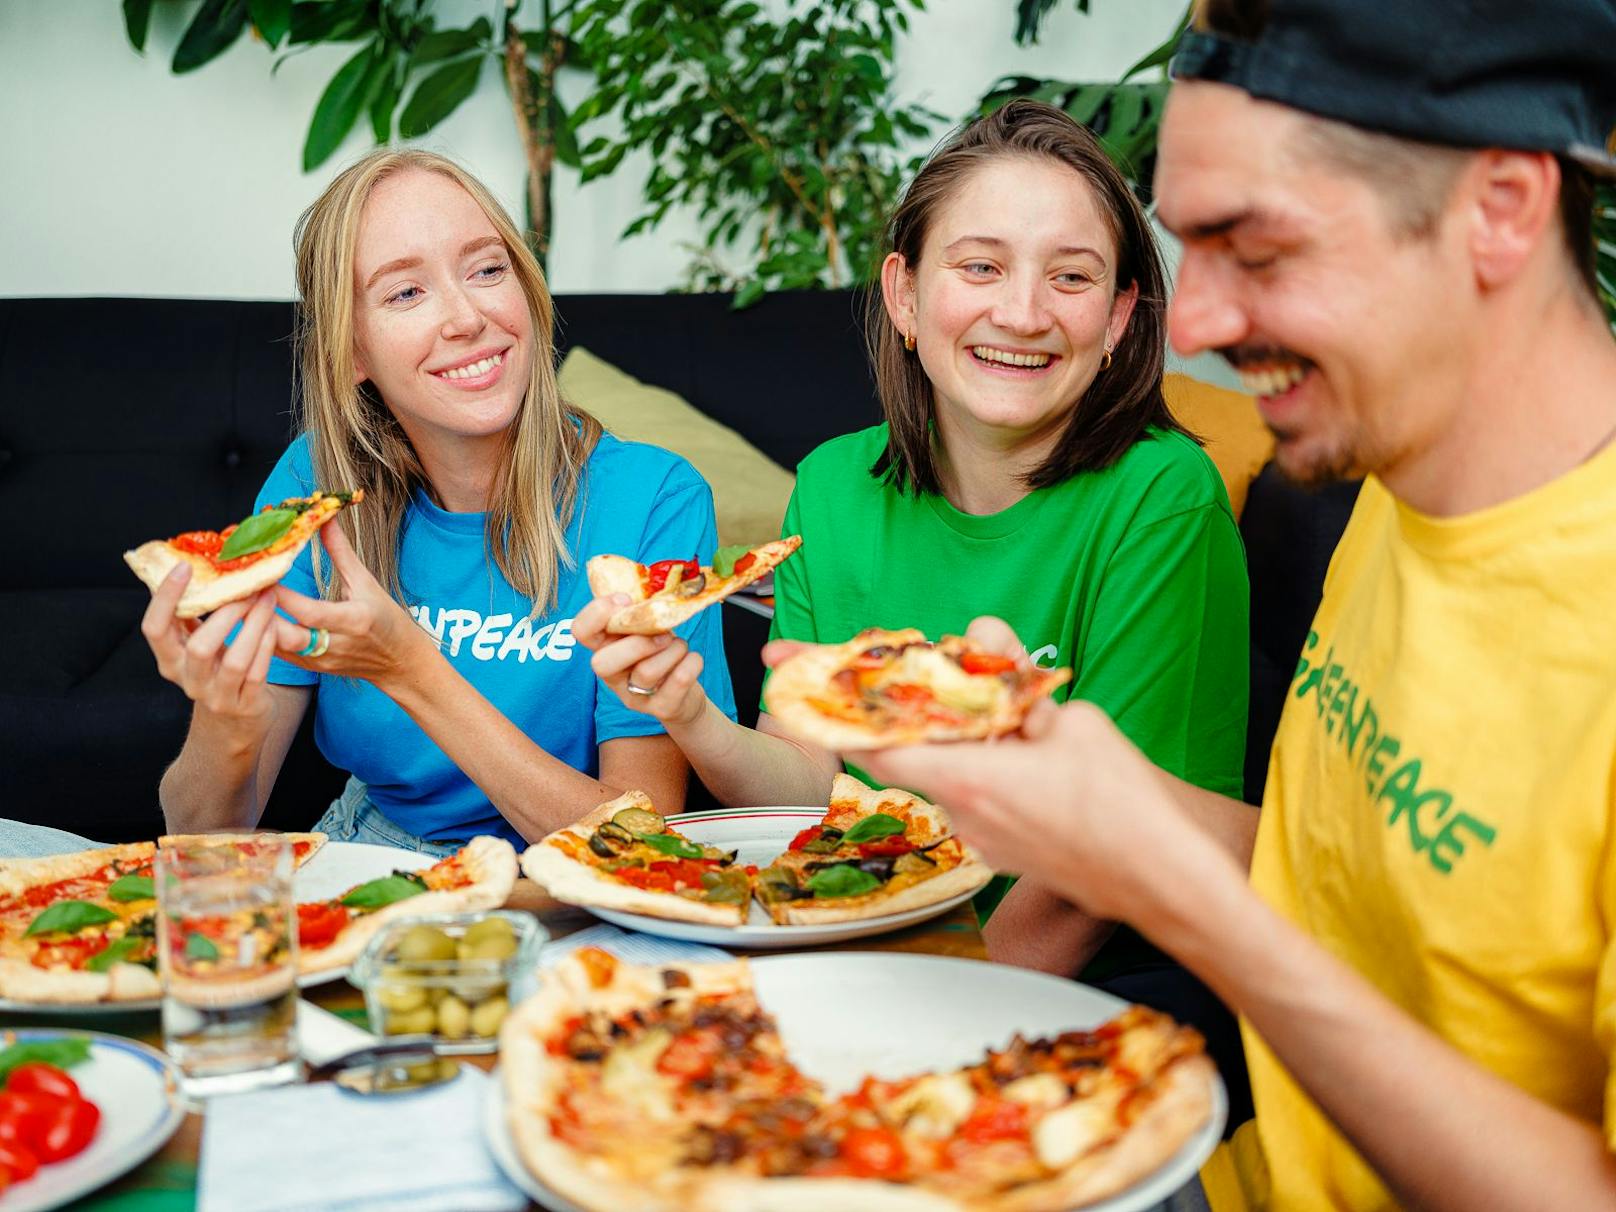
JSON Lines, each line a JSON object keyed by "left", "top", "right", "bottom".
{"left": 1270, "top": 424, "right": 1365, "bottom": 489}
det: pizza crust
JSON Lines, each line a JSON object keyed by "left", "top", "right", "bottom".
{"left": 158, "top": 831, "right": 328, "bottom": 867}
{"left": 591, "top": 537, "right": 802, "bottom": 635}
{"left": 520, "top": 793, "right": 746, "bottom": 926}
{"left": 297, "top": 835, "right": 519, "bottom": 975}
{"left": 123, "top": 541, "right": 302, "bottom": 619}
{"left": 766, "top": 629, "right": 1070, "bottom": 751}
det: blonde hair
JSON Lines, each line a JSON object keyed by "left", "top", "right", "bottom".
{"left": 292, "top": 148, "right": 600, "bottom": 613}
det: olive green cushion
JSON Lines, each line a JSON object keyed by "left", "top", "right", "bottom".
{"left": 557, "top": 347, "right": 796, "bottom": 549}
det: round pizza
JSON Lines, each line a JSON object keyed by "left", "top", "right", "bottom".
{"left": 123, "top": 490, "right": 363, "bottom": 618}
{"left": 501, "top": 947, "right": 1216, "bottom": 1211}
{"left": 520, "top": 776, "right": 992, "bottom": 928}
{"left": 0, "top": 833, "right": 517, "bottom": 1003}
{"left": 587, "top": 535, "right": 802, "bottom": 635}
{"left": 766, "top": 628, "right": 1072, "bottom": 751}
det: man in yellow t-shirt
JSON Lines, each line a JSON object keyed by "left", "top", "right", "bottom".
{"left": 841, "top": 1, "right": 1616, "bottom": 1209}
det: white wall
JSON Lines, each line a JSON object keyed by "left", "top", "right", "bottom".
{"left": 0, "top": 0, "right": 1188, "bottom": 299}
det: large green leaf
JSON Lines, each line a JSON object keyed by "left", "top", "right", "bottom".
{"left": 370, "top": 54, "right": 402, "bottom": 141}
{"left": 289, "top": 0, "right": 371, "bottom": 45}
{"left": 548, "top": 88, "right": 581, "bottom": 169}
{"left": 172, "top": 0, "right": 251, "bottom": 74}
{"left": 303, "top": 42, "right": 384, "bottom": 170}
{"left": 399, "top": 55, "right": 483, "bottom": 138}
{"left": 1119, "top": 4, "right": 1191, "bottom": 81}
{"left": 123, "top": 0, "right": 153, "bottom": 51}
{"left": 250, "top": 0, "right": 293, "bottom": 48}
{"left": 410, "top": 19, "right": 489, "bottom": 68}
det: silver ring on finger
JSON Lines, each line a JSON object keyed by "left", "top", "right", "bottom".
{"left": 625, "top": 678, "right": 660, "bottom": 697}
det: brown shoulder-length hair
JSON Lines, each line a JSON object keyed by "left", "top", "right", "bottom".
{"left": 293, "top": 148, "right": 600, "bottom": 615}
{"left": 867, "top": 98, "right": 1185, "bottom": 496}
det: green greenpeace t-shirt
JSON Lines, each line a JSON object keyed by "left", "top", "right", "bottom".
{"left": 767, "top": 424, "right": 1250, "bottom": 969}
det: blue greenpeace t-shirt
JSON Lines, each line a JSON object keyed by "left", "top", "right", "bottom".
{"left": 259, "top": 431, "right": 737, "bottom": 845}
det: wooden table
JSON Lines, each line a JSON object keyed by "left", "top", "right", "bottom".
{"left": 14, "top": 880, "right": 987, "bottom": 1210}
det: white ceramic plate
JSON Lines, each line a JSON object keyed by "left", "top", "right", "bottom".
{"left": 585, "top": 808, "right": 987, "bottom": 947}
{"left": 0, "top": 841, "right": 433, "bottom": 1015}
{"left": 0, "top": 1029, "right": 185, "bottom": 1212}
{"left": 483, "top": 952, "right": 1226, "bottom": 1212}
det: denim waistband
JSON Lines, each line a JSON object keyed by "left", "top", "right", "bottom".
{"left": 314, "top": 778, "right": 462, "bottom": 859}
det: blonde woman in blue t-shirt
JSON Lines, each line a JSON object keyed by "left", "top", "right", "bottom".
{"left": 137, "top": 150, "right": 733, "bottom": 853}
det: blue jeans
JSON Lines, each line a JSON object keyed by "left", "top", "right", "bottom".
{"left": 0, "top": 819, "right": 106, "bottom": 859}
{"left": 313, "top": 778, "right": 462, "bottom": 859}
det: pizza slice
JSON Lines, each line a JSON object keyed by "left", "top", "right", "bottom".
{"left": 587, "top": 536, "right": 802, "bottom": 635}
{"left": 124, "top": 490, "right": 364, "bottom": 618}
{"left": 0, "top": 844, "right": 164, "bottom": 1004}
{"left": 766, "top": 627, "right": 1072, "bottom": 750}
{"left": 502, "top": 950, "right": 1217, "bottom": 1212}
{"left": 754, "top": 775, "right": 992, "bottom": 925}
{"left": 295, "top": 835, "right": 519, "bottom": 974}
{"left": 521, "top": 791, "right": 754, "bottom": 926}
{"left": 159, "top": 830, "right": 328, "bottom": 868}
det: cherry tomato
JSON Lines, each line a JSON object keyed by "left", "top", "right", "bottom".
{"left": 840, "top": 1127, "right": 908, "bottom": 1179}
{"left": 731, "top": 552, "right": 756, "bottom": 576}
{"left": 881, "top": 684, "right": 934, "bottom": 706}
{"left": 32, "top": 1097, "right": 99, "bottom": 1163}
{"left": 0, "top": 1161, "right": 11, "bottom": 1192}
{"left": 959, "top": 652, "right": 1018, "bottom": 676}
{"left": 645, "top": 556, "right": 700, "bottom": 594}
{"left": 858, "top": 838, "right": 915, "bottom": 858}
{"left": 958, "top": 1098, "right": 1028, "bottom": 1144}
{"left": 656, "top": 1030, "right": 721, "bottom": 1082}
{"left": 169, "top": 530, "right": 223, "bottom": 557}
{"left": 296, "top": 902, "right": 350, "bottom": 950}
{"left": 0, "top": 1140, "right": 39, "bottom": 1182}
{"left": 788, "top": 826, "right": 824, "bottom": 852}
{"left": 0, "top": 1090, "right": 56, "bottom": 1148}
{"left": 5, "top": 1063, "right": 81, "bottom": 1103}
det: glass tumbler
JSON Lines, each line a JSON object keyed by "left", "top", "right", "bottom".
{"left": 156, "top": 834, "right": 301, "bottom": 1100}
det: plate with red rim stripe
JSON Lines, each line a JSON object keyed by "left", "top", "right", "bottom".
{"left": 0, "top": 842, "right": 433, "bottom": 1015}
{"left": 584, "top": 807, "right": 989, "bottom": 948}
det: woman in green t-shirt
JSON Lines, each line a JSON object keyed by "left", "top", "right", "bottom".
{"left": 575, "top": 101, "right": 1250, "bottom": 1012}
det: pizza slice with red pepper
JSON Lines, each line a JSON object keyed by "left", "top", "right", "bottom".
{"left": 503, "top": 948, "right": 1216, "bottom": 1212}
{"left": 755, "top": 774, "right": 992, "bottom": 925}
{"left": 294, "top": 835, "right": 519, "bottom": 974}
{"left": 123, "top": 490, "right": 363, "bottom": 618}
{"left": 521, "top": 792, "right": 754, "bottom": 926}
{"left": 766, "top": 627, "right": 1072, "bottom": 751}
{"left": 586, "top": 535, "right": 802, "bottom": 635}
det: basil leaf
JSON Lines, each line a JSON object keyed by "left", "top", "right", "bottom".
{"left": 218, "top": 507, "right": 296, "bottom": 561}
{"left": 108, "top": 873, "right": 155, "bottom": 902}
{"left": 0, "top": 1039, "right": 92, "bottom": 1083}
{"left": 840, "top": 814, "right": 906, "bottom": 845}
{"left": 184, "top": 933, "right": 220, "bottom": 962}
{"left": 85, "top": 935, "right": 143, "bottom": 973}
{"left": 636, "top": 833, "right": 703, "bottom": 860}
{"left": 805, "top": 864, "right": 882, "bottom": 899}
{"left": 340, "top": 875, "right": 428, "bottom": 910}
{"left": 393, "top": 869, "right": 429, "bottom": 890}
{"left": 710, "top": 544, "right": 753, "bottom": 578}
{"left": 26, "top": 901, "right": 118, "bottom": 937}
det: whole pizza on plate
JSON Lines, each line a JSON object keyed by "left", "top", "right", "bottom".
{"left": 501, "top": 947, "right": 1216, "bottom": 1211}
{"left": 0, "top": 833, "right": 517, "bottom": 1003}
{"left": 520, "top": 775, "right": 992, "bottom": 928}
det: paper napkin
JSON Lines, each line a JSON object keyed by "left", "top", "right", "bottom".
{"left": 538, "top": 921, "right": 732, "bottom": 967}
{"left": 198, "top": 1065, "right": 524, "bottom": 1212}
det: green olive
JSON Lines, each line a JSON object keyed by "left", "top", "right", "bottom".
{"left": 375, "top": 982, "right": 427, "bottom": 1014}
{"left": 426, "top": 985, "right": 449, "bottom": 1006}
{"left": 461, "top": 916, "right": 516, "bottom": 947}
{"left": 393, "top": 925, "right": 457, "bottom": 963}
{"left": 469, "top": 995, "right": 509, "bottom": 1037}
{"left": 437, "top": 994, "right": 472, "bottom": 1039}
{"left": 382, "top": 1006, "right": 437, "bottom": 1035}
{"left": 458, "top": 933, "right": 519, "bottom": 962}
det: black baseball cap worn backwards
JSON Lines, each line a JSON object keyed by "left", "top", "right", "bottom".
{"left": 1170, "top": 0, "right": 1616, "bottom": 178}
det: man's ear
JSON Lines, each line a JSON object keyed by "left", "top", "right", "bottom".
{"left": 1465, "top": 150, "right": 1561, "bottom": 291}
{"left": 880, "top": 252, "right": 917, "bottom": 342}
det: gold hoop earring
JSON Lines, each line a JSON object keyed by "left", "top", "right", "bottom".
{"left": 903, "top": 332, "right": 916, "bottom": 352}
{"left": 1099, "top": 347, "right": 1113, "bottom": 372}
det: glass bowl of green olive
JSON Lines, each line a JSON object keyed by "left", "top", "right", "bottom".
{"left": 349, "top": 910, "right": 546, "bottom": 1054}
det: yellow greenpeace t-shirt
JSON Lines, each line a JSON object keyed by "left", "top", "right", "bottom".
{"left": 1205, "top": 449, "right": 1616, "bottom": 1211}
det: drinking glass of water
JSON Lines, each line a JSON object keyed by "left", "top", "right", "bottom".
{"left": 156, "top": 835, "right": 301, "bottom": 1100}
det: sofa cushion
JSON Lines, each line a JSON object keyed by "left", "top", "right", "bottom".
{"left": 559, "top": 347, "right": 797, "bottom": 548}
{"left": 1163, "top": 373, "right": 1274, "bottom": 518}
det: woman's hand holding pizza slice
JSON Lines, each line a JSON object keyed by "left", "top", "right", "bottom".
{"left": 574, "top": 594, "right": 708, "bottom": 727}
